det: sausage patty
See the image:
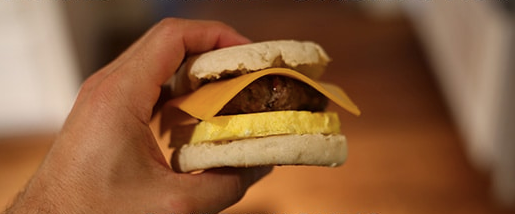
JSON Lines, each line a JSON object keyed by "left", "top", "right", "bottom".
{"left": 217, "top": 75, "right": 328, "bottom": 115}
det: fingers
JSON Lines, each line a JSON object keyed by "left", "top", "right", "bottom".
{"left": 77, "top": 18, "right": 251, "bottom": 122}
{"left": 121, "top": 18, "right": 249, "bottom": 88}
{"left": 169, "top": 167, "right": 273, "bottom": 213}
{"left": 113, "top": 18, "right": 250, "bottom": 114}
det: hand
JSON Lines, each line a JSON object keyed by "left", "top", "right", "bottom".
{"left": 4, "top": 18, "right": 272, "bottom": 214}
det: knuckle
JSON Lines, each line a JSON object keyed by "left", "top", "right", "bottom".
{"left": 157, "top": 17, "right": 180, "bottom": 27}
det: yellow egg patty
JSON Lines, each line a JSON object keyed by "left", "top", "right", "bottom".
{"left": 183, "top": 111, "right": 341, "bottom": 144}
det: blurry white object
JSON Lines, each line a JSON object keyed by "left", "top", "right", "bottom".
{"left": 404, "top": 1, "right": 515, "bottom": 207}
{"left": 0, "top": 1, "right": 80, "bottom": 136}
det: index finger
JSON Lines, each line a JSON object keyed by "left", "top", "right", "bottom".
{"left": 122, "top": 18, "right": 251, "bottom": 85}
{"left": 93, "top": 18, "right": 251, "bottom": 122}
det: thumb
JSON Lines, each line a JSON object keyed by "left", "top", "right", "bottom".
{"left": 169, "top": 167, "right": 273, "bottom": 214}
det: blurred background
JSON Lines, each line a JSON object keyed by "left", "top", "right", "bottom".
{"left": 1, "top": 0, "right": 514, "bottom": 213}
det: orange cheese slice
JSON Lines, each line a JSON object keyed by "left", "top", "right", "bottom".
{"left": 169, "top": 68, "right": 361, "bottom": 121}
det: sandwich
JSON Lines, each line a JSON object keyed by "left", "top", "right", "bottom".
{"left": 167, "top": 40, "right": 360, "bottom": 173}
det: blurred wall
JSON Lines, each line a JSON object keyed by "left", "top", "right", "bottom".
{"left": 0, "top": 1, "right": 80, "bottom": 136}
{"left": 0, "top": 1, "right": 154, "bottom": 137}
{"left": 404, "top": 1, "right": 515, "bottom": 207}
{"left": 62, "top": 0, "right": 153, "bottom": 79}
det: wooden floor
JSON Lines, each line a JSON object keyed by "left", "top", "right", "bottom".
{"left": 1, "top": 1, "right": 514, "bottom": 213}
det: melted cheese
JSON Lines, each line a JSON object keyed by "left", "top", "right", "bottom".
{"left": 169, "top": 68, "right": 360, "bottom": 121}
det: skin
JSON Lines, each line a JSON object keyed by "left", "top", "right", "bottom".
{"left": 3, "top": 18, "right": 272, "bottom": 214}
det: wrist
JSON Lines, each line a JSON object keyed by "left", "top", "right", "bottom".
{"left": 4, "top": 173, "right": 98, "bottom": 214}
